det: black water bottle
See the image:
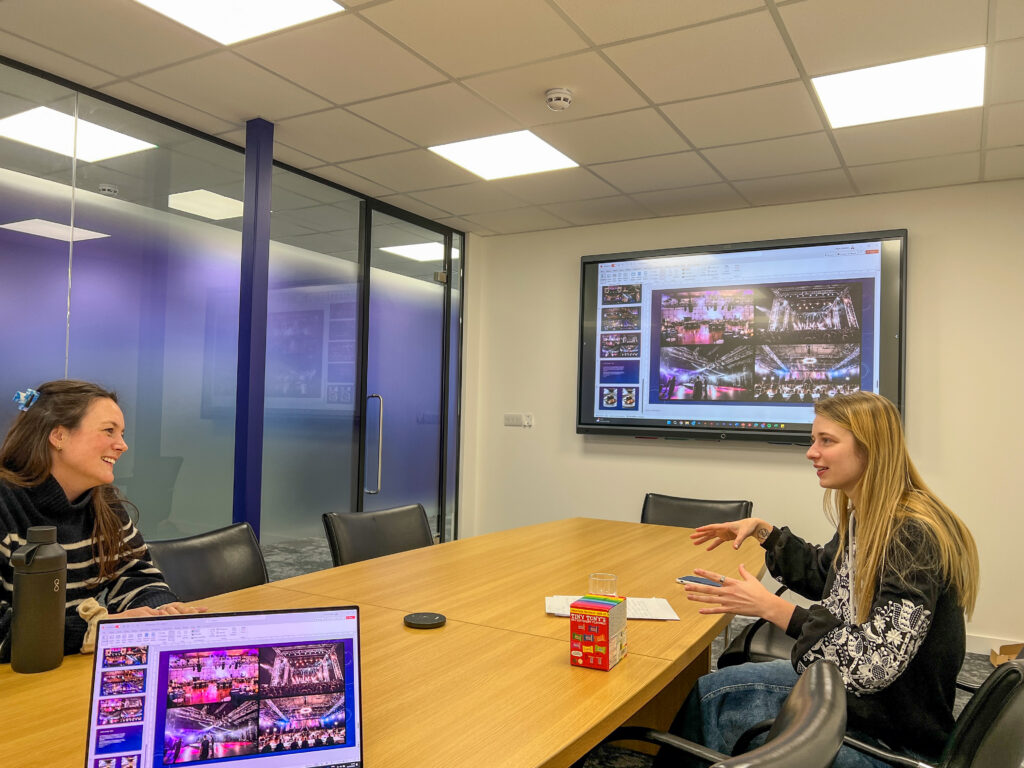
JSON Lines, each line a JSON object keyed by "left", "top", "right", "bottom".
{"left": 11, "top": 525, "right": 67, "bottom": 673}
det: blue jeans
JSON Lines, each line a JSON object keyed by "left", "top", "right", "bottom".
{"left": 652, "top": 661, "right": 899, "bottom": 768}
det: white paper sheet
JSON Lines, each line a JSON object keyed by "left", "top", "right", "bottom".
{"left": 544, "top": 595, "right": 679, "bottom": 621}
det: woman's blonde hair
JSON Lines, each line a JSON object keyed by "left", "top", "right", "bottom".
{"left": 815, "top": 391, "right": 978, "bottom": 622}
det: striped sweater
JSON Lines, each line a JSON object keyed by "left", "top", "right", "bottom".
{"left": 0, "top": 475, "right": 178, "bottom": 660}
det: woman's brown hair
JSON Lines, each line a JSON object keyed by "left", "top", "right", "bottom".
{"left": 815, "top": 391, "right": 979, "bottom": 622}
{"left": 1, "top": 379, "right": 138, "bottom": 581}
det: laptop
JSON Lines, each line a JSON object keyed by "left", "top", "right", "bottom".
{"left": 84, "top": 606, "right": 363, "bottom": 768}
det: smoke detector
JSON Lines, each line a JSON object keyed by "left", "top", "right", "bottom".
{"left": 545, "top": 87, "right": 573, "bottom": 111}
{"left": 98, "top": 183, "right": 119, "bottom": 197}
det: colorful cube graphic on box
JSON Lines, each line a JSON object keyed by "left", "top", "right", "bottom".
{"left": 569, "top": 595, "right": 627, "bottom": 670}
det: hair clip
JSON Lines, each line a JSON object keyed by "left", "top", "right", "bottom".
{"left": 13, "top": 388, "right": 40, "bottom": 412}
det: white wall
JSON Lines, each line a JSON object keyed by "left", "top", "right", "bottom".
{"left": 461, "top": 180, "right": 1024, "bottom": 652}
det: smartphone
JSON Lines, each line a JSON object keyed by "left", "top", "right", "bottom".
{"left": 676, "top": 575, "right": 723, "bottom": 587}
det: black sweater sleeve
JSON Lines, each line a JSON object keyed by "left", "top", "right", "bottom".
{"left": 762, "top": 525, "right": 839, "bottom": 601}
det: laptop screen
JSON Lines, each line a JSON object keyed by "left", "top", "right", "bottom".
{"left": 84, "top": 606, "right": 363, "bottom": 768}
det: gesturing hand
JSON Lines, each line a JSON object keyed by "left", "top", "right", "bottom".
{"left": 689, "top": 518, "right": 768, "bottom": 551}
{"left": 682, "top": 565, "right": 794, "bottom": 629}
{"left": 682, "top": 564, "right": 772, "bottom": 617}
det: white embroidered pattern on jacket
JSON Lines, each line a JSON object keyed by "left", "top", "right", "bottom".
{"left": 796, "top": 548, "right": 932, "bottom": 694}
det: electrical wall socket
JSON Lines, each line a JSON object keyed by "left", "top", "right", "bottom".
{"left": 503, "top": 413, "right": 534, "bottom": 427}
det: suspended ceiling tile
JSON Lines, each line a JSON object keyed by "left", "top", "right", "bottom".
{"left": 235, "top": 14, "right": 445, "bottom": 106}
{"left": 273, "top": 143, "right": 327, "bottom": 170}
{"left": 0, "top": 30, "right": 115, "bottom": 88}
{"left": 534, "top": 109, "right": 688, "bottom": 165}
{"left": 662, "top": 81, "right": 824, "bottom": 148}
{"left": 590, "top": 152, "right": 721, "bottom": 193}
{"left": 361, "top": 0, "right": 588, "bottom": 78}
{"left": 463, "top": 52, "right": 646, "bottom": 126}
{"left": 410, "top": 182, "right": 527, "bottom": 216}
{"left": 376, "top": 193, "right": 452, "bottom": 221}
{"left": 849, "top": 153, "right": 981, "bottom": 194}
{"left": 703, "top": 132, "right": 839, "bottom": 180}
{"left": 341, "top": 149, "right": 478, "bottom": 192}
{"left": 986, "top": 102, "right": 1024, "bottom": 148}
{"left": 436, "top": 216, "right": 495, "bottom": 236}
{"left": 989, "top": 38, "right": 1024, "bottom": 104}
{"left": 348, "top": 83, "right": 519, "bottom": 147}
{"left": 552, "top": 0, "right": 766, "bottom": 46}
{"left": 0, "top": 0, "right": 217, "bottom": 77}
{"left": 833, "top": 109, "right": 982, "bottom": 166}
{"left": 463, "top": 206, "right": 570, "bottom": 235}
{"left": 778, "top": 0, "right": 989, "bottom": 77}
{"left": 630, "top": 183, "right": 749, "bottom": 217}
{"left": 134, "top": 52, "right": 332, "bottom": 123}
{"left": 993, "top": 0, "right": 1024, "bottom": 41}
{"left": 984, "top": 146, "right": 1024, "bottom": 180}
{"left": 273, "top": 108, "right": 414, "bottom": 163}
{"left": 97, "top": 82, "right": 238, "bottom": 136}
{"left": 542, "top": 195, "right": 652, "bottom": 226}
{"left": 490, "top": 167, "right": 617, "bottom": 205}
{"left": 604, "top": 12, "right": 798, "bottom": 104}
{"left": 732, "top": 168, "right": 854, "bottom": 206}
{"left": 306, "top": 165, "right": 394, "bottom": 199}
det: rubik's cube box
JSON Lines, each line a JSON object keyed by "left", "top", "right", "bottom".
{"left": 569, "top": 595, "right": 627, "bottom": 670}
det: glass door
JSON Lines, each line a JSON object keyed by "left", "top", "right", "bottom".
{"left": 362, "top": 209, "right": 448, "bottom": 536}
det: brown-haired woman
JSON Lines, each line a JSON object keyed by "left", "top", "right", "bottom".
{"left": 659, "top": 391, "right": 979, "bottom": 767}
{"left": 0, "top": 380, "right": 201, "bottom": 661}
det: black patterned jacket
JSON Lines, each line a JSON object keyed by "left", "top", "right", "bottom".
{"left": 763, "top": 522, "right": 964, "bottom": 761}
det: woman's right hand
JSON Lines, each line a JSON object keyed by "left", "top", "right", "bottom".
{"left": 690, "top": 518, "right": 771, "bottom": 550}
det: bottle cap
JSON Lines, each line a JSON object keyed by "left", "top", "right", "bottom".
{"left": 26, "top": 526, "right": 57, "bottom": 544}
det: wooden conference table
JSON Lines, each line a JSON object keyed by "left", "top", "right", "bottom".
{"left": 1, "top": 517, "right": 762, "bottom": 768}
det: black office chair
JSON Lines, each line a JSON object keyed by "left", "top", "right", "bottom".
{"left": 147, "top": 522, "right": 269, "bottom": 602}
{"left": 843, "top": 658, "right": 1024, "bottom": 768}
{"left": 322, "top": 504, "right": 434, "bottom": 566}
{"left": 597, "top": 660, "right": 846, "bottom": 768}
{"left": 641, "top": 493, "right": 753, "bottom": 528}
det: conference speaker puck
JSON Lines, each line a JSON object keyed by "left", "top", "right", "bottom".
{"left": 403, "top": 612, "right": 446, "bottom": 629}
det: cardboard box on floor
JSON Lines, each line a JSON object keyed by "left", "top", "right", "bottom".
{"left": 990, "top": 643, "right": 1024, "bottom": 666}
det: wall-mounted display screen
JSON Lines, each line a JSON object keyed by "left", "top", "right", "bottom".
{"left": 577, "top": 230, "right": 906, "bottom": 444}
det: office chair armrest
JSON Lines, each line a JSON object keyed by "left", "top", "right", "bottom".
{"left": 843, "top": 735, "right": 935, "bottom": 768}
{"left": 731, "top": 719, "right": 775, "bottom": 755}
{"left": 739, "top": 585, "right": 789, "bottom": 659}
{"left": 603, "top": 726, "right": 726, "bottom": 765}
{"left": 955, "top": 677, "right": 980, "bottom": 694}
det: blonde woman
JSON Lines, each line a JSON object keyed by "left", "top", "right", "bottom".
{"left": 661, "top": 391, "right": 979, "bottom": 768}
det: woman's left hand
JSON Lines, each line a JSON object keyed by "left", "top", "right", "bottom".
{"left": 683, "top": 564, "right": 774, "bottom": 618}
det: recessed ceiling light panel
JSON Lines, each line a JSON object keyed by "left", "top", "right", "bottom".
{"left": 169, "top": 189, "right": 245, "bottom": 219}
{"left": 429, "top": 131, "right": 577, "bottom": 180}
{"left": 0, "top": 219, "right": 110, "bottom": 242}
{"left": 380, "top": 243, "right": 446, "bottom": 262}
{"left": 813, "top": 47, "right": 986, "bottom": 129}
{"left": 132, "top": 0, "right": 345, "bottom": 45}
{"left": 0, "top": 107, "right": 155, "bottom": 162}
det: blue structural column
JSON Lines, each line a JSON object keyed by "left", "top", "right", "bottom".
{"left": 232, "top": 117, "right": 274, "bottom": 537}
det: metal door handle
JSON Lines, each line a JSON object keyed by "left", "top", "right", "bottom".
{"left": 365, "top": 394, "right": 383, "bottom": 494}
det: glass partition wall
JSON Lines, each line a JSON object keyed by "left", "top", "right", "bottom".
{"left": 0, "top": 61, "right": 463, "bottom": 575}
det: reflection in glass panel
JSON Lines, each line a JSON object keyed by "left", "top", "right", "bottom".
{"left": 0, "top": 65, "right": 77, "bottom": 435}
{"left": 260, "top": 168, "right": 362, "bottom": 577}
{"left": 444, "top": 233, "right": 463, "bottom": 541}
{"left": 365, "top": 211, "right": 445, "bottom": 536}
{"left": 67, "top": 93, "right": 244, "bottom": 540}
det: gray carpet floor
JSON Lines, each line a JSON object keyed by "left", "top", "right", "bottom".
{"left": 261, "top": 538, "right": 996, "bottom": 768}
